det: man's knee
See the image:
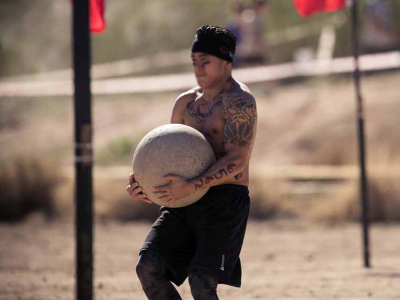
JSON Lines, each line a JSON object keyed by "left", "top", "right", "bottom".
{"left": 136, "top": 250, "right": 166, "bottom": 282}
{"left": 189, "top": 272, "right": 219, "bottom": 300}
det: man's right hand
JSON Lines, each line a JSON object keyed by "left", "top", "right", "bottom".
{"left": 126, "top": 173, "right": 152, "bottom": 204}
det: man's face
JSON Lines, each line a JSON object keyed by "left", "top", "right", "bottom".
{"left": 191, "top": 53, "right": 230, "bottom": 89}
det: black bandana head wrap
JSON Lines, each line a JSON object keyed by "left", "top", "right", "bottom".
{"left": 191, "top": 27, "right": 235, "bottom": 63}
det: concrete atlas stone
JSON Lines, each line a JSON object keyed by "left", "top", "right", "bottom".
{"left": 132, "top": 124, "right": 216, "bottom": 208}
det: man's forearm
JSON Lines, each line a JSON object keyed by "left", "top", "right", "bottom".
{"left": 189, "top": 154, "right": 245, "bottom": 191}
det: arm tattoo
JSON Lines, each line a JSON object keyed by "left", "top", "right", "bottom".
{"left": 234, "top": 172, "right": 243, "bottom": 180}
{"left": 223, "top": 93, "right": 257, "bottom": 149}
{"left": 194, "top": 163, "right": 236, "bottom": 190}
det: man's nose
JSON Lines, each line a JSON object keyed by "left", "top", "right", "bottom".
{"left": 194, "top": 64, "right": 204, "bottom": 71}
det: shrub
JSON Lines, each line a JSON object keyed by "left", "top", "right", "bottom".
{"left": 95, "top": 177, "right": 160, "bottom": 223}
{"left": 0, "top": 156, "right": 61, "bottom": 222}
{"left": 248, "top": 176, "right": 293, "bottom": 220}
{"left": 96, "top": 135, "right": 144, "bottom": 166}
{"left": 307, "top": 172, "right": 400, "bottom": 223}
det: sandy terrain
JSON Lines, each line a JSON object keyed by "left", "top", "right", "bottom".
{"left": 1, "top": 219, "right": 399, "bottom": 300}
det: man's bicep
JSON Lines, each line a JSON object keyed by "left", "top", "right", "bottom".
{"left": 171, "top": 110, "right": 184, "bottom": 124}
{"left": 170, "top": 97, "right": 186, "bottom": 124}
{"left": 223, "top": 93, "right": 257, "bottom": 151}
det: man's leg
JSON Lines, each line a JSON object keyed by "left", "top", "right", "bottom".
{"left": 189, "top": 272, "right": 219, "bottom": 300}
{"left": 136, "top": 250, "right": 182, "bottom": 300}
{"left": 187, "top": 185, "right": 251, "bottom": 293}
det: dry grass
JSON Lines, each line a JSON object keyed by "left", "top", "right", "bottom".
{"left": 307, "top": 171, "right": 400, "bottom": 223}
{"left": 3, "top": 158, "right": 399, "bottom": 224}
{"left": 55, "top": 174, "right": 297, "bottom": 223}
{"left": 0, "top": 156, "right": 61, "bottom": 221}
{"left": 95, "top": 177, "right": 160, "bottom": 222}
{"left": 96, "top": 135, "right": 145, "bottom": 166}
{"left": 47, "top": 163, "right": 400, "bottom": 224}
{"left": 0, "top": 99, "right": 22, "bottom": 130}
{"left": 56, "top": 175, "right": 289, "bottom": 223}
{"left": 248, "top": 176, "right": 295, "bottom": 219}
{"left": 53, "top": 176, "right": 160, "bottom": 223}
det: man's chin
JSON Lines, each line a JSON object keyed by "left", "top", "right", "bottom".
{"left": 196, "top": 78, "right": 208, "bottom": 88}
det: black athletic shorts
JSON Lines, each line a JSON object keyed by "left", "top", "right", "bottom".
{"left": 139, "top": 184, "right": 250, "bottom": 288}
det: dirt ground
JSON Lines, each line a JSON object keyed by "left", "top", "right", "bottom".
{"left": 1, "top": 219, "right": 399, "bottom": 300}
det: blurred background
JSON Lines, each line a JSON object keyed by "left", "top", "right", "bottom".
{"left": 1, "top": 0, "right": 400, "bottom": 224}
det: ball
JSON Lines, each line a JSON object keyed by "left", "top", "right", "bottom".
{"left": 132, "top": 124, "right": 216, "bottom": 207}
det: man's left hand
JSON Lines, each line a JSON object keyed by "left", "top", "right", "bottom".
{"left": 153, "top": 174, "right": 193, "bottom": 203}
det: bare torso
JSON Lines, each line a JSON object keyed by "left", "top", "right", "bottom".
{"left": 177, "top": 81, "right": 256, "bottom": 186}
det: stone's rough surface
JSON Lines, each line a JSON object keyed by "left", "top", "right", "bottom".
{"left": 132, "top": 124, "right": 216, "bottom": 207}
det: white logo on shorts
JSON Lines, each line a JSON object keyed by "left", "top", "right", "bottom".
{"left": 220, "top": 255, "right": 225, "bottom": 271}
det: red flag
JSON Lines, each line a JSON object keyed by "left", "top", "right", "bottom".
{"left": 70, "top": 0, "right": 105, "bottom": 33}
{"left": 293, "top": 0, "right": 346, "bottom": 17}
{"left": 89, "top": 0, "right": 105, "bottom": 33}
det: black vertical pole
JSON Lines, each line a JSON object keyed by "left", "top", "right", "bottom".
{"left": 351, "top": 0, "right": 370, "bottom": 268}
{"left": 73, "top": 0, "right": 94, "bottom": 299}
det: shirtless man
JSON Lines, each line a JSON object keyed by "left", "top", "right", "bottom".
{"left": 126, "top": 25, "right": 257, "bottom": 300}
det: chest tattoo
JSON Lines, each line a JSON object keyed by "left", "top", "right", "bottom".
{"left": 186, "top": 99, "right": 223, "bottom": 124}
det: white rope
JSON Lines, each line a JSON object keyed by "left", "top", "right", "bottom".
{"left": 1, "top": 49, "right": 192, "bottom": 82}
{"left": 0, "top": 51, "right": 399, "bottom": 97}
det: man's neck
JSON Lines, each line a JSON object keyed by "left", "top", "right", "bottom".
{"left": 201, "top": 75, "right": 234, "bottom": 102}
